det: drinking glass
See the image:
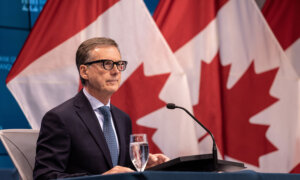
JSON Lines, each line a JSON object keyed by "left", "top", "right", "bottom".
{"left": 129, "top": 134, "right": 149, "bottom": 172}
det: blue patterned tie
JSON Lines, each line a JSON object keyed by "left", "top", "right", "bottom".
{"left": 99, "top": 106, "right": 119, "bottom": 166}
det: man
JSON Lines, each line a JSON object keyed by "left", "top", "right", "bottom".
{"left": 34, "top": 37, "right": 169, "bottom": 179}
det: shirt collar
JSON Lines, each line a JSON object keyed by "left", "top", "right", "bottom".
{"left": 83, "top": 88, "right": 110, "bottom": 110}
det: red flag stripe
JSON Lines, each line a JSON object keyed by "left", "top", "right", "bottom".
{"left": 6, "top": 0, "right": 119, "bottom": 83}
{"left": 153, "top": 0, "right": 228, "bottom": 52}
{"left": 262, "top": 0, "right": 300, "bottom": 50}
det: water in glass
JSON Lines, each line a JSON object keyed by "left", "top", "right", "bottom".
{"left": 129, "top": 134, "right": 149, "bottom": 172}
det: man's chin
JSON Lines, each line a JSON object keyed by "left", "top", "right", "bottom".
{"left": 106, "top": 86, "right": 119, "bottom": 94}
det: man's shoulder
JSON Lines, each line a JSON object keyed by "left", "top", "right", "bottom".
{"left": 48, "top": 90, "right": 87, "bottom": 114}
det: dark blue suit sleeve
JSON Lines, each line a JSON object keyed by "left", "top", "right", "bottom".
{"left": 33, "top": 111, "right": 88, "bottom": 180}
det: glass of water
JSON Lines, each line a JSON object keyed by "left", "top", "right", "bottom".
{"left": 129, "top": 134, "right": 149, "bottom": 172}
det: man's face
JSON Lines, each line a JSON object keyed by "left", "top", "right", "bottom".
{"left": 81, "top": 46, "right": 122, "bottom": 97}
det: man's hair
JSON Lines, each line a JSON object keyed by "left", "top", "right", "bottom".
{"left": 76, "top": 37, "right": 120, "bottom": 85}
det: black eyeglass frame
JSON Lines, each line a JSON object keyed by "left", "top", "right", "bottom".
{"left": 84, "top": 59, "right": 128, "bottom": 71}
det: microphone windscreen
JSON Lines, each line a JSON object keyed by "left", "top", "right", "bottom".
{"left": 166, "top": 103, "right": 176, "bottom": 109}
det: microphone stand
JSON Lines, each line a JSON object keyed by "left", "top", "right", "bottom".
{"left": 147, "top": 103, "right": 245, "bottom": 172}
{"left": 167, "top": 103, "right": 218, "bottom": 170}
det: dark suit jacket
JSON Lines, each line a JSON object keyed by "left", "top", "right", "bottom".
{"left": 33, "top": 90, "right": 133, "bottom": 179}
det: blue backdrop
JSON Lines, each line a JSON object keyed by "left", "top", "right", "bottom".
{"left": 0, "top": 0, "right": 159, "bottom": 169}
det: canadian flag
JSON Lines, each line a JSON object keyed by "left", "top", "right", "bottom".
{"left": 6, "top": 0, "right": 199, "bottom": 158}
{"left": 154, "top": 0, "right": 300, "bottom": 173}
{"left": 262, "top": 0, "right": 300, "bottom": 78}
{"left": 262, "top": 0, "right": 300, "bottom": 172}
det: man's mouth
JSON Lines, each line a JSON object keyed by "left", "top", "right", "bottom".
{"left": 107, "top": 79, "right": 118, "bottom": 83}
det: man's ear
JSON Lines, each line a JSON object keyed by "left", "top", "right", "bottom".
{"left": 79, "top": 65, "right": 88, "bottom": 81}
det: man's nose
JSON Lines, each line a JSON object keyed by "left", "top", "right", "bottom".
{"left": 110, "top": 64, "right": 120, "bottom": 74}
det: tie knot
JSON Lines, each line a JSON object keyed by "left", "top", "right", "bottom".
{"left": 99, "top": 106, "right": 111, "bottom": 118}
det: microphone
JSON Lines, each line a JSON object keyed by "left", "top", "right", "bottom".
{"left": 166, "top": 103, "right": 176, "bottom": 109}
{"left": 166, "top": 103, "right": 218, "bottom": 169}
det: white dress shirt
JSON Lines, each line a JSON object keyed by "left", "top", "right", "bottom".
{"left": 83, "top": 88, "right": 119, "bottom": 151}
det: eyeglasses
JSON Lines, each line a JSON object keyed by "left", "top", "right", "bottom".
{"left": 84, "top": 59, "right": 128, "bottom": 71}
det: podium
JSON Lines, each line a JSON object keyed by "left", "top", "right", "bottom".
{"left": 147, "top": 154, "right": 245, "bottom": 172}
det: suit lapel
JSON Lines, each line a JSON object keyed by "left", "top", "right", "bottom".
{"left": 111, "top": 105, "right": 127, "bottom": 166}
{"left": 73, "top": 91, "right": 113, "bottom": 168}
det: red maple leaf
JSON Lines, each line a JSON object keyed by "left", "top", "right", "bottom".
{"left": 290, "top": 163, "right": 300, "bottom": 173}
{"left": 193, "top": 52, "right": 278, "bottom": 166}
{"left": 111, "top": 64, "right": 170, "bottom": 153}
